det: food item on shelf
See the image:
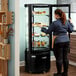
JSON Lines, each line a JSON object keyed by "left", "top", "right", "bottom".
{"left": 32, "top": 11, "right": 41, "bottom": 14}
{"left": 32, "top": 22, "right": 41, "bottom": 27}
{"left": 35, "top": 11, "right": 40, "bottom": 14}
{"left": 32, "top": 32, "right": 40, "bottom": 37}
{"left": 32, "top": 23, "right": 48, "bottom": 27}
{"left": 32, "top": 33, "right": 34, "bottom": 37}
{"left": 41, "top": 32, "right": 46, "bottom": 37}
{"left": 43, "top": 11, "right": 46, "bottom": 14}
{"left": 32, "top": 40, "right": 36, "bottom": 47}
{"left": 35, "top": 22, "right": 41, "bottom": 25}
{"left": 33, "top": 40, "right": 47, "bottom": 47}
{"left": 32, "top": 11, "right": 46, "bottom": 15}
{"left": 32, "top": 23, "right": 37, "bottom": 27}
{"left": 39, "top": 12, "right": 42, "bottom": 14}
{"left": 41, "top": 41, "right": 45, "bottom": 46}
{"left": 37, "top": 40, "right": 41, "bottom": 47}
{"left": 34, "top": 33, "right": 40, "bottom": 37}
{"left": 41, "top": 41, "right": 47, "bottom": 47}
{"left": 35, "top": 22, "right": 42, "bottom": 27}
{"left": 42, "top": 25, "right": 47, "bottom": 27}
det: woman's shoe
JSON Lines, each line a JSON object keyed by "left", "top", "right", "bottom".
{"left": 62, "top": 72, "right": 68, "bottom": 76}
{"left": 54, "top": 73, "right": 62, "bottom": 76}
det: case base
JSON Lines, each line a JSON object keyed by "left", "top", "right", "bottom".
{"left": 25, "top": 49, "right": 50, "bottom": 74}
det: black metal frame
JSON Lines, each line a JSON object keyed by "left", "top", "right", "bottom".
{"left": 25, "top": 4, "right": 71, "bottom": 51}
{"left": 28, "top": 5, "right": 32, "bottom": 51}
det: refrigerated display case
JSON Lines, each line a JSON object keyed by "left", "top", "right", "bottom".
{"left": 24, "top": 4, "right": 71, "bottom": 73}
{"left": 25, "top": 4, "right": 51, "bottom": 73}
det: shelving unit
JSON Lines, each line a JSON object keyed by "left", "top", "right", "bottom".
{"left": 0, "top": 11, "right": 5, "bottom": 14}
{"left": 0, "top": 0, "right": 13, "bottom": 76}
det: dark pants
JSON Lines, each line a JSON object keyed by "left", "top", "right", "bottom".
{"left": 53, "top": 42, "right": 69, "bottom": 74}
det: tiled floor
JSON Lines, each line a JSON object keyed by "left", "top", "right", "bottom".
{"left": 20, "top": 61, "right": 76, "bottom": 76}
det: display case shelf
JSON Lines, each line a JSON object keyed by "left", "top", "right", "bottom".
{"left": 32, "top": 15, "right": 49, "bottom": 17}
{"left": 32, "top": 36, "right": 49, "bottom": 37}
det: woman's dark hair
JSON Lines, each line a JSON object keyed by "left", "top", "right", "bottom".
{"left": 55, "top": 9, "right": 66, "bottom": 25}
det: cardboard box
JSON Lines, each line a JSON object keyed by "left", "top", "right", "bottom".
{"left": 0, "top": 60, "right": 8, "bottom": 76}
{"left": 0, "top": 44, "right": 10, "bottom": 60}
{"left": 1, "top": 0, "right": 8, "bottom": 12}
{"left": 4, "top": 44, "right": 10, "bottom": 60}
{"left": 0, "top": 74, "right": 2, "bottom": 76}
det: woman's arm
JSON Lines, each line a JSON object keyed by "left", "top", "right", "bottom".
{"left": 41, "top": 22, "right": 55, "bottom": 34}
{"left": 67, "top": 19, "right": 74, "bottom": 33}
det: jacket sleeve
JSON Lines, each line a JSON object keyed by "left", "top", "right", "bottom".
{"left": 41, "top": 22, "right": 55, "bottom": 34}
{"left": 67, "top": 21, "right": 74, "bottom": 33}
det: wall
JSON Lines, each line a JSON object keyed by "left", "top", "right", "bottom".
{"left": 8, "top": 0, "right": 15, "bottom": 76}
{"left": 20, "top": 0, "right": 57, "bottom": 61}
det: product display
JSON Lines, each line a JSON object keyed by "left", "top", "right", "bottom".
{"left": 37, "top": 40, "right": 41, "bottom": 47}
{"left": 41, "top": 41, "right": 47, "bottom": 47}
{"left": 34, "top": 33, "right": 40, "bottom": 37}
{"left": 32, "top": 9, "right": 50, "bottom": 48}
{"left": 32, "top": 22, "right": 47, "bottom": 27}
{"left": 32, "top": 40, "right": 47, "bottom": 47}
{"left": 25, "top": 4, "right": 51, "bottom": 74}
{"left": 32, "top": 11, "right": 46, "bottom": 15}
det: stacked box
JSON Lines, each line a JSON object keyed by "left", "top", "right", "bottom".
{"left": 0, "top": 60, "right": 8, "bottom": 76}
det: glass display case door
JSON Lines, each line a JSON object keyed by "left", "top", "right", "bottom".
{"left": 32, "top": 5, "right": 51, "bottom": 51}
{"left": 50, "top": 4, "right": 71, "bottom": 51}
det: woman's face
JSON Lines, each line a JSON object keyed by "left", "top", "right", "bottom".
{"left": 54, "top": 14, "right": 60, "bottom": 19}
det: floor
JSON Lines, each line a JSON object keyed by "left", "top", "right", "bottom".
{"left": 20, "top": 61, "right": 76, "bottom": 76}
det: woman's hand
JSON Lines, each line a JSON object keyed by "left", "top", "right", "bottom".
{"left": 69, "top": 18, "right": 72, "bottom": 23}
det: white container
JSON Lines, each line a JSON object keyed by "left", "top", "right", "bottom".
{"left": 4, "top": 39, "right": 8, "bottom": 44}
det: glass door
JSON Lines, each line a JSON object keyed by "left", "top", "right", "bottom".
{"left": 50, "top": 4, "right": 71, "bottom": 50}
{"left": 32, "top": 6, "right": 50, "bottom": 51}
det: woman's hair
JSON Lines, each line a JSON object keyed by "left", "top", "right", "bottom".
{"left": 55, "top": 9, "right": 66, "bottom": 25}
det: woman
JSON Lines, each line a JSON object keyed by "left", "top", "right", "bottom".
{"left": 41, "top": 9, "right": 73, "bottom": 76}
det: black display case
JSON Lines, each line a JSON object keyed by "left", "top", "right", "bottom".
{"left": 24, "top": 4, "right": 71, "bottom": 73}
